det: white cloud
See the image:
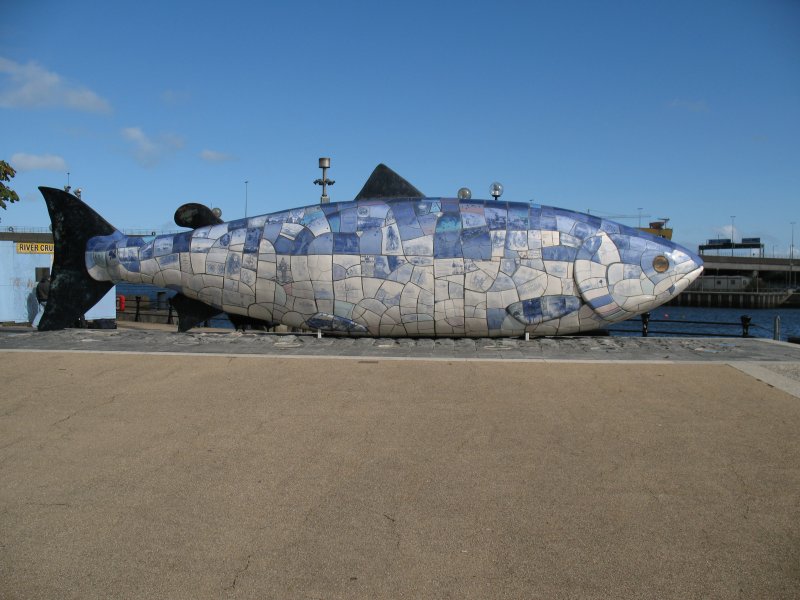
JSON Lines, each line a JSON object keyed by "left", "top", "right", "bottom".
{"left": 668, "top": 98, "right": 709, "bottom": 113}
{"left": 0, "top": 56, "right": 111, "bottom": 113}
{"left": 200, "top": 149, "right": 234, "bottom": 162}
{"left": 121, "top": 126, "right": 184, "bottom": 167}
{"left": 712, "top": 224, "right": 736, "bottom": 240}
{"left": 10, "top": 152, "right": 68, "bottom": 172}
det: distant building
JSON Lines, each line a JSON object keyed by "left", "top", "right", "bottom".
{"left": 689, "top": 275, "right": 752, "bottom": 292}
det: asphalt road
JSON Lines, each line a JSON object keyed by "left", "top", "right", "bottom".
{"left": 2, "top": 351, "right": 799, "bottom": 599}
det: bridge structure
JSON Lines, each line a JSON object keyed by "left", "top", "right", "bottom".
{"left": 673, "top": 255, "right": 799, "bottom": 309}
{"left": 699, "top": 255, "right": 797, "bottom": 280}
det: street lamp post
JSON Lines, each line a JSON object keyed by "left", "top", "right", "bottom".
{"left": 791, "top": 221, "right": 796, "bottom": 289}
{"left": 314, "top": 158, "right": 335, "bottom": 204}
{"left": 730, "top": 216, "right": 736, "bottom": 256}
{"left": 244, "top": 180, "right": 249, "bottom": 218}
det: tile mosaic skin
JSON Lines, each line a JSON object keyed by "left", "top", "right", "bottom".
{"left": 82, "top": 196, "right": 704, "bottom": 337}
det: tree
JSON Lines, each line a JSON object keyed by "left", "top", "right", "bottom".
{"left": 1, "top": 160, "right": 20, "bottom": 210}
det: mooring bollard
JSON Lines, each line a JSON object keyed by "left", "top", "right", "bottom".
{"left": 640, "top": 312, "right": 650, "bottom": 337}
{"left": 773, "top": 315, "right": 781, "bottom": 340}
{"left": 740, "top": 315, "right": 751, "bottom": 337}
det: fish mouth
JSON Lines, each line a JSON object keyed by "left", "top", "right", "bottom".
{"left": 670, "top": 264, "right": 704, "bottom": 296}
{"left": 689, "top": 264, "right": 704, "bottom": 280}
{"left": 684, "top": 263, "right": 704, "bottom": 287}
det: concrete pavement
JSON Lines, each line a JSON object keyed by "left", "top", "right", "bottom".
{"left": 2, "top": 349, "right": 799, "bottom": 598}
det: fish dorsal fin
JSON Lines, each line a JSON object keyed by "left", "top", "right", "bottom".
{"left": 174, "top": 203, "right": 223, "bottom": 229}
{"left": 354, "top": 164, "right": 424, "bottom": 200}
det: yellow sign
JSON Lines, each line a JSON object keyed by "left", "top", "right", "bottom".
{"left": 16, "top": 242, "right": 54, "bottom": 254}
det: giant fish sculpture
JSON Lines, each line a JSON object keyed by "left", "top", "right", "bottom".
{"left": 38, "top": 164, "right": 703, "bottom": 336}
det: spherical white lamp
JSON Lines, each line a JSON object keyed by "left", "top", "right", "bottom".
{"left": 490, "top": 182, "right": 504, "bottom": 200}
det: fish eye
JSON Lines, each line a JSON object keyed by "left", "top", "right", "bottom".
{"left": 653, "top": 255, "right": 669, "bottom": 273}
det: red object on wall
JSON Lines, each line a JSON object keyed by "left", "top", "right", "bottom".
{"left": 116, "top": 295, "right": 126, "bottom": 311}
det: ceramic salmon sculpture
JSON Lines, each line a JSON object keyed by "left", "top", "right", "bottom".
{"left": 38, "top": 164, "right": 703, "bottom": 336}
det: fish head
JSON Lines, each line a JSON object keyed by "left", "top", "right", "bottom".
{"left": 573, "top": 225, "right": 703, "bottom": 322}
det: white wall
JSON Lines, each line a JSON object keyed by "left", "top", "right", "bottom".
{"left": 0, "top": 241, "right": 116, "bottom": 323}
{"left": 0, "top": 241, "right": 53, "bottom": 323}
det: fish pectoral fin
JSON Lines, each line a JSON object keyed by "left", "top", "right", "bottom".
{"left": 169, "top": 293, "right": 222, "bottom": 332}
{"left": 174, "top": 203, "right": 224, "bottom": 229}
{"left": 306, "top": 312, "right": 368, "bottom": 333}
{"left": 507, "top": 296, "right": 582, "bottom": 325}
{"left": 354, "top": 164, "right": 425, "bottom": 200}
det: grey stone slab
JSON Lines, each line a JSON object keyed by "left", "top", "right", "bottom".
{"left": 3, "top": 324, "right": 800, "bottom": 362}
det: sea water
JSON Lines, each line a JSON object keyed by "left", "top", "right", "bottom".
{"left": 608, "top": 306, "right": 800, "bottom": 341}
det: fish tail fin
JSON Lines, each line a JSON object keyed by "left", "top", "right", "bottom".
{"left": 38, "top": 187, "right": 118, "bottom": 330}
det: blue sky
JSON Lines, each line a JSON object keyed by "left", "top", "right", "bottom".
{"left": 2, "top": 0, "right": 798, "bottom": 254}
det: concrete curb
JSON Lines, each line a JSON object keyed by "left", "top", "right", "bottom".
{"left": 729, "top": 361, "right": 800, "bottom": 399}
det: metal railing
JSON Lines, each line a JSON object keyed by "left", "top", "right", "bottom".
{"left": 122, "top": 228, "right": 183, "bottom": 236}
{"left": 117, "top": 296, "right": 175, "bottom": 325}
{"left": 1, "top": 225, "right": 52, "bottom": 233}
{"left": 610, "top": 312, "right": 782, "bottom": 339}
{"left": 1, "top": 225, "right": 182, "bottom": 236}
{"left": 116, "top": 298, "right": 787, "bottom": 341}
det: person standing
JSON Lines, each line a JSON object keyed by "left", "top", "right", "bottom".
{"left": 32, "top": 274, "right": 50, "bottom": 328}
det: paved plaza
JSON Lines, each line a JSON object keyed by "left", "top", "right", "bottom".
{"left": 1, "top": 326, "right": 799, "bottom": 598}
